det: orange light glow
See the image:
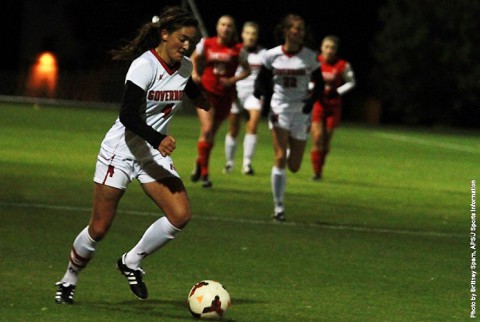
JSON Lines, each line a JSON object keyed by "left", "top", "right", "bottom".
{"left": 26, "top": 51, "right": 58, "bottom": 98}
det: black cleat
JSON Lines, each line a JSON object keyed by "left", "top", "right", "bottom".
{"left": 55, "top": 282, "right": 76, "bottom": 304}
{"left": 201, "top": 176, "right": 213, "bottom": 188}
{"left": 222, "top": 163, "right": 233, "bottom": 174}
{"left": 272, "top": 212, "right": 286, "bottom": 222}
{"left": 117, "top": 254, "right": 148, "bottom": 300}
{"left": 242, "top": 164, "right": 255, "bottom": 175}
{"left": 191, "top": 162, "right": 201, "bottom": 182}
{"left": 311, "top": 174, "right": 322, "bottom": 181}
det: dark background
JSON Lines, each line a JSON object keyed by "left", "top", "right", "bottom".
{"left": 2, "top": 0, "right": 479, "bottom": 127}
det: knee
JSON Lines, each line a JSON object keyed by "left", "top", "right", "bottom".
{"left": 88, "top": 222, "right": 111, "bottom": 241}
{"left": 169, "top": 209, "right": 191, "bottom": 229}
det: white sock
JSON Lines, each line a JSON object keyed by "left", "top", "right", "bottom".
{"left": 61, "top": 226, "right": 97, "bottom": 285}
{"left": 242, "top": 133, "right": 257, "bottom": 167}
{"left": 125, "top": 217, "right": 181, "bottom": 269}
{"left": 224, "top": 134, "right": 237, "bottom": 166}
{"left": 271, "top": 166, "right": 286, "bottom": 213}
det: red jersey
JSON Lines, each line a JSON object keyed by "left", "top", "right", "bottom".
{"left": 196, "top": 37, "right": 243, "bottom": 95}
{"left": 319, "top": 55, "right": 349, "bottom": 106}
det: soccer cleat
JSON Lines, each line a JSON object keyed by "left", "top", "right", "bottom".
{"left": 272, "top": 212, "right": 286, "bottom": 222}
{"left": 241, "top": 164, "right": 254, "bottom": 175}
{"left": 201, "top": 176, "right": 213, "bottom": 188}
{"left": 222, "top": 163, "right": 233, "bottom": 174}
{"left": 117, "top": 254, "right": 148, "bottom": 300}
{"left": 55, "top": 281, "right": 76, "bottom": 304}
{"left": 191, "top": 162, "right": 201, "bottom": 182}
{"left": 311, "top": 173, "right": 322, "bottom": 181}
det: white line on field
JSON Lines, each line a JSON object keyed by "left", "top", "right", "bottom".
{"left": 373, "top": 132, "right": 479, "bottom": 153}
{"left": 0, "top": 201, "right": 462, "bottom": 239}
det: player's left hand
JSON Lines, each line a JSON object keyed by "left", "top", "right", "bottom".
{"left": 158, "top": 135, "right": 176, "bottom": 156}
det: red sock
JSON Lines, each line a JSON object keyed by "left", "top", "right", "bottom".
{"left": 311, "top": 150, "right": 328, "bottom": 176}
{"left": 197, "top": 141, "right": 213, "bottom": 177}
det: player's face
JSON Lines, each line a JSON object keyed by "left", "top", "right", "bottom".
{"left": 285, "top": 19, "right": 305, "bottom": 46}
{"left": 165, "top": 26, "right": 197, "bottom": 63}
{"left": 216, "top": 16, "right": 235, "bottom": 42}
{"left": 241, "top": 26, "right": 258, "bottom": 48}
{"left": 321, "top": 39, "right": 338, "bottom": 62}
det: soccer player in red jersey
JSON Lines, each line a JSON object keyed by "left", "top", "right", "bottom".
{"left": 190, "top": 15, "right": 251, "bottom": 187}
{"left": 310, "top": 35, "right": 356, "bottom": 180}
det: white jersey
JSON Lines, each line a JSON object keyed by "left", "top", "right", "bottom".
{"left": 101, "top": 49, "right": 192, "bottom": 160}
{"left": 262, "top": 45, "right": 320, "bottom": 113}
{"left": 235, "top": 46, "right": 267, "bottom": 99}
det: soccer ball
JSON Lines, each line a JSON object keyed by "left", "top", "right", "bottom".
{"left": 187, "top": 280, "right": 231, "bottom": 319}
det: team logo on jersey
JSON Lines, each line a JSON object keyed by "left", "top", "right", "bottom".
{"left": 170, "top": 163, "right": 176, "bottom": 171}
{"left": 158, "top": 73, "right": 163, "bottom": 80}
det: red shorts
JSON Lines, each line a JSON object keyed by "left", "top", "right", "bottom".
{"left": 205, "top": 91, "right": 235, "bottom": 122}
{"left": 311, "top": 101, "right": 341, "bottom": 129}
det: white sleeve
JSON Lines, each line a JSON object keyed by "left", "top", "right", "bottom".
{"left": 337, "top": 63, "right": 356, "bottom": 95}
{"left": 125, "top": 57, "right": 155, "bottom": 91}
{"left": 195, "top": 37, "right": 206, "bottom": 55}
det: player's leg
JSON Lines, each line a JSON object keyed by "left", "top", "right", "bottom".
{"left": 224, "top": 102, "right": 241, "bottom": 173}
{"left": 242, "top": 109, "right": 261, "bottom": 175}
{"left": 270, "top": 125, "right": 289, "bottom": 221}
{"left": 287, "top": 136, "right": 307, "bottom": 173}
{"left": 55, "top": 183, "right": 124, "bottom": 304}
{"left": 192, "top": 106, "right": 214, "bottom": 184}
{"left": 310, "top": 102, "right": 328, "bottom": 180}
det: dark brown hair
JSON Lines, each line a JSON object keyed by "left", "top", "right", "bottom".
{"left": 111, "top": 6, "right": 198, "bottom": 61}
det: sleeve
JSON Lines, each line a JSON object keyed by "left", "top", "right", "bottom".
{"left": 302, "top": 68, "right": 325, "bottom": 114}
{"left": 184, "top": 76, "right": 202, "bottom": 99}
{"left": 195, "top": 37, "right": 206, "bottom": 56}
{"left": 119, "top": 81, "right": 166, "bottom": 148}
{"left": 337, "top": 63, "right": 356, "bottom": 95}
{"left": 125, "top": 57, "right": 155, "bottom": 91}
{"left": 253, "top": 65, "right": 273, "bottom": 99}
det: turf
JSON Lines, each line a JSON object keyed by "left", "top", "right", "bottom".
{"left": 0, "top": 102, "right": 477, "bottom": 321}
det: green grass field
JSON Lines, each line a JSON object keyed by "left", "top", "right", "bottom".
{"left": 0, "top": 102, "right": 477, "bottom": 321}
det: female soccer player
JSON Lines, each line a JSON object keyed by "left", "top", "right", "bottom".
{"left": 254, "top": 14, "right": 324, "bottom": 221}
{"left": 310, "top": 35, "right": 356, "bottom": 180}
{"left": 190, "top": 15, "right": 251, "bottom": 187}
{"left": 223, "top": 21, "right": 266, "bottom": 175}
{"left": 54, "top": 6, "right": 210, "bottom": 304}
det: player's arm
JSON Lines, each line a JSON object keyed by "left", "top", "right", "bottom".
{"left": 190, "top": 49, "right": 203, "bottom": 84}
{"left": 253, "top": 65, "right": 273, "bottom": 110}
{"left": 337, "top": 63, "right": 356, "bottom": 95}
{"left": 119, "top": 80, "right": 166, "bottom": 148}
{"left": 185, "top": 77, "right": 211, "bottom": 111}
{"left": 302, "top": 68, "right": 325, "bottom": 114}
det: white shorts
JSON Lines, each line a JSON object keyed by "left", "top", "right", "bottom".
{"left": 93, "top": 147, "right": 180, "bottom": 190}
{"left": 268, "top": 108, "right": 311, "bottom": 141}
{"left": 230, "top": 94, "right": 262, "bottom": 114}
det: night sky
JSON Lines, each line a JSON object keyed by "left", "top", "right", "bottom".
{"left": 1, "top": 0, "right": 386, "bottom": 98}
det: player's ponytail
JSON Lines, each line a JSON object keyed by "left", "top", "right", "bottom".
{"left": 111, "top": 6, "right": 198, "bottom": 61}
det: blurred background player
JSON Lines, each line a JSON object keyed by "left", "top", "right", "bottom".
{"left": 224, "top": 21, "right": 266, "bottom": 175}
{"left": 254, "top": 14, "right": 324, "bottom": 222}
{"left": 190, "top": 15, "right": 251, "bottom": 187}
{"left": 310, "top": 35, "right": 356, "bottom": 180}
{"left": 54, "top": 7, "right": 210, "bottom": 304}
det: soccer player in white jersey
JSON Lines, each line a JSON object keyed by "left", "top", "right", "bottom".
{"left": 224, "top": 21, "right": 267, "bottom": 175}
{"left": 254, "top": 14, "right": 324, "bottom": 222}
{"left": 54, "top": 7, "right": 210, "bottom": 304}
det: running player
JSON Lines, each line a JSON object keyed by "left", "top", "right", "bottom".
{"left": 223, "top": 21, "right": 266, "bottom": 175}
{"left": 310, "top": 35, "right": 356, "bottom": 180}
{"left": 54, "top": 7, "right": 210, "bottom": 304}
{"left": 254, "top": 14, "right": 324, "bottom": 222}
{"left": 190, "top": 15, "right": 251, "bottom": 187}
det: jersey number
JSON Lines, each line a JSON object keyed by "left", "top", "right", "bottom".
{"left": 161, "top": 104, "right": 174, "bottom": 119}
{"left": 282, "top": 76, "right": 297, "bottom": 88}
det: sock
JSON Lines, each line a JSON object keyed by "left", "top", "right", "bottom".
{"left": 271, "top": 166, "right": 286, "bottom": 213}
{"left": 124, "top": 217, "right": 181, "bottom": 269}
{"left": 242, "top": 133, "right": 257, "bottom": 167}
{"left": 224, "top": 134, "right": 237, "bottom": 166}
{"left": 311, "top": 150, "right": 329, "bottom": 175}
{"left": 197, "top": 141, "right": 213, "bottom": 177}
{"left": 61, "top": 226, "right": 97, "bottom": 285}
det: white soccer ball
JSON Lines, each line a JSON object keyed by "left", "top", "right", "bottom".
{"left": 187, "top": 280, "right": 231, "bottom": 320}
